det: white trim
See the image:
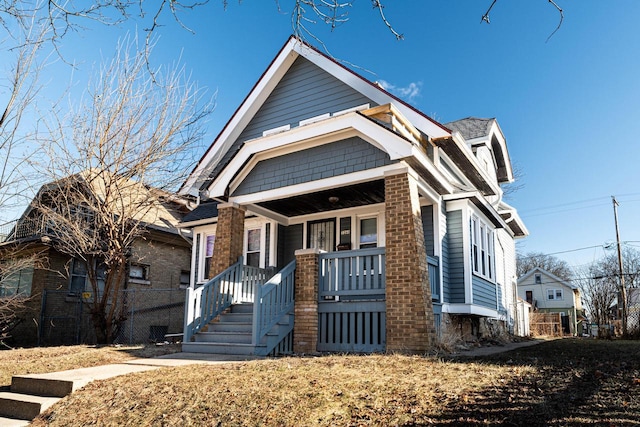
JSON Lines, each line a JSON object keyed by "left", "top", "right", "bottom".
{"left": 442, "top": 303, "right": 499, "bottom": 318}
{"left": 299, "top": 113, "right": 330, "bottom": 126}
{"left": 262, "top": 124, "right": 291, "bottom": 137}
{"left": 332, "top": 103, "right": 370, "bottom": 116}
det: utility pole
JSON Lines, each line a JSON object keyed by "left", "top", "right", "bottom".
{"left": 612, "top": 196, "right": 628, "bottom": 336}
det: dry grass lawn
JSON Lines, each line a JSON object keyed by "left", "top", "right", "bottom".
{"left": 8, "top": 339, "right": 640, "bottom": 426}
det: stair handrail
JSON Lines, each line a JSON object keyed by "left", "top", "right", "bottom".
{"left": 183, "top": 257, "right": 243, "bottom": 342}
{"left": 251, "top": 260, "right": 296, "bottom": 346}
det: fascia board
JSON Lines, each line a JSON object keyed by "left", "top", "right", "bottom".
{"left": 443, "top": 192, "right": 508, "bottom": 230}
{"left": 208, "top": 112, "right": 415, "bottom": 197}
{"left": 409, "top": 145, "right": 455, "bottom": 195}
{"left": 180, "top": 39, "right": 301, "bottom": 196}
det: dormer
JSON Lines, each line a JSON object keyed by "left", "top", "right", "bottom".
{"left": 445, "top": 117, "right": 514, "bottom": 186}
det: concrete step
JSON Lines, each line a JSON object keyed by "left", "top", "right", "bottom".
{"left": 11, "top": 364, "right": 159, "bottom": 398}
{"left": 0, "top": 392, "right": 60, "bottom": 420}
{"left": 194, "top": 331, "right": 252, "bottom": 344}
{"left": 182, "top": 341, "right": 263, "bottom": 355}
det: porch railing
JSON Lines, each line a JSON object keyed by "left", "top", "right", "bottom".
{"left": 427, "top": 255, "right": 440, "bottom": 302}
{"left": 319, "top": 247, "right": 386, "bottom": 298}
{"left": 252, "top": 260, "right": 296, "bottom": 346}
{"left": 183, "top": 258, "right": 243, "bottom": 342}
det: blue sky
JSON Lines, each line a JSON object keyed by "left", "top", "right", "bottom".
{"left": 4, "top": 0, "right": 640, "bottom": 270}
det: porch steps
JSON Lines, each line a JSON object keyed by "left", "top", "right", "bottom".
{"left": 183, "top": 303, "right": 293, "bottom": 356}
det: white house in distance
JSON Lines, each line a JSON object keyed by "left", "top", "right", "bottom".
{"left": 518, "top": 267, "right": 583, "bottom": 335}
{"left": 178, "top": 36, "right": 528, "bottom": 356}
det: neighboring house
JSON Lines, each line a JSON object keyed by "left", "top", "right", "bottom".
{"left": 628, "top": 288, "right": 640, "bottom": 334}
{"left": 517, "top": 267, "right": 583, "bottom": 335}
{"left": 178, "top": 36, "right": 528, "bottom": 356}
{"left": 0, "top": 171, "right": 192, "bottom": 347}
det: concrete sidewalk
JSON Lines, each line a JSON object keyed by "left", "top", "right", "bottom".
{"left": 448, "top": 338, "right": 546, "bottom": 358}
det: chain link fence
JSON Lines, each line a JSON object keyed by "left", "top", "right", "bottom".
{"left": 39, "top": 288, "right": 185, "bottom": 346}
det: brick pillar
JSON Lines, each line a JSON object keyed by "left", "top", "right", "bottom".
{"left": 209, "top": 202, "right": 246, "bottom": 278}
{"left": 384, "top": 168, "right": 435, "bottom": 352}
{"left": 293, "top": 248, "right": 320, "bottom": 353}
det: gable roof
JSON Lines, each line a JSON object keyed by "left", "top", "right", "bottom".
{"left": 180, "top": 36, "right": 452, "bottom": 197}
{"left": 518, "top": 267, "right": 578, "bottom": 290}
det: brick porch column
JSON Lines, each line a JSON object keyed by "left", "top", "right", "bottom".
{"left": 209, "top": 202, "right": 246, "bottom": 278}
{"left": 293, "top": 248, "right": 320, "bottom": 353}
{"left": 384, "top": 168, "right": 435, "bottom": 352}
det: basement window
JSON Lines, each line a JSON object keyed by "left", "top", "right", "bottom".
{"left": 129, "top": 263, "right": 150, "bottom": 285}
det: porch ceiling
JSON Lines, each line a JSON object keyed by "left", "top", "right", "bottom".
{"left": 257, "top": 180, "right": 385, "bottom": 217}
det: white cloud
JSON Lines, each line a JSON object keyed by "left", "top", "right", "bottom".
{"left": 377, "top": 79, "right": 423, "bottom": 102}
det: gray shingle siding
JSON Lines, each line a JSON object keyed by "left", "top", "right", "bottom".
{"left": 233, "top": 137, "right": 392, "bottom": 196}
{"left": 204, "top": 56, "right": 374, "bottom": 190}
{"left": 441, "top": 204, "right": 450, "bottom": 302}
{"left": 446, "top": 209, "right": 465, "bottom": 304}
{"left": 472, "top": 275, "right": 497, "bottom": 309}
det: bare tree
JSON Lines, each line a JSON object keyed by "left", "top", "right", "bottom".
{"left": 516, "top": 251, "right": 572, "bottom": 280}
{"left": 575, "top": 265, "right": 617, "bottom": 328}
{"left": 31, "top": 38, "right": 211, "bottom": 343}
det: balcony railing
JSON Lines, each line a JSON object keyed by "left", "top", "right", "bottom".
{"left": 0, "top": 218, "right": 46, "bottom": 244}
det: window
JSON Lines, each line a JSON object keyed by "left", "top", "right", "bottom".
{"left": 535, "top": 273, "right": 542, "bottom": 284}
{"left": 69, "top": 259, "right": 88, "bottom": 295}
{"left": 203, "top": 234, "right": 215, "bottom": 279}
{"left": 179, "top": 270, "right": 190, "bottom": 288}
{"left": 359, "top": 217, "right": 377, "bottom": 249}
{"left": 129, "top": 264, "right": 150, "bottom": 282}
{"left": 0, "top": 264, "right": 34, "bottom": 297}
{"left": 547, "top": 289, "right": 563, "bottom": 300}
{"left": 69, "top": 258, "right": 106, "bottom": 295}
{"left": 470, "top": 215, "right": 495, "bottom": 280}
{"left": 246, "top": 228, "right": 261, "bottom": 267}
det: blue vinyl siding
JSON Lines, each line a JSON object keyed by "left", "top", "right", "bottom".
{"left": 233, "top": 137, "right": 392, "bottom": 196}
{"left": 446, "top": 210, "right": 465, "bottom": 304}
{"left": 206, "top": 56, "right": 374, "bottom": 188}
{"left": 472, "top": 275, "right": 497, "bottom": 309}
{"left": 421, "top": 205, "right": 434, "bottom": 257}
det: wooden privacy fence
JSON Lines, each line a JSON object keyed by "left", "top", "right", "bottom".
{"left": 530, "top": 312, "right": 562, "bottom": 337}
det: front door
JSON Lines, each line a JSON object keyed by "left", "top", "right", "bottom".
{"left": 308, "top": 219, "right": 336, "bottom": 252}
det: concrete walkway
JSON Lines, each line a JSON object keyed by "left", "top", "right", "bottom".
{"left": 0, "top": 352, "right": 262, "bottom": 426}
{"left": 448, "top": 338, "right": 547, "bottom": 358}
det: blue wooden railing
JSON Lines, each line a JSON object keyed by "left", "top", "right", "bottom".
{"left": 319, "top": 247, "right": 386, "bottom": 298}
{"left": 427, "top": 255, "right": 440, "bottom": 302}
{"left": 183, "top": 258, "right": 243, "bottom": 342}
{"left": 252, "top": 260, "right": 296, "bottom": 346}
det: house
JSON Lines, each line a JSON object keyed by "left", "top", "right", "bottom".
{"left": 0, "top": 171, "right": 192, "bottom": 347}
{"left": 517, "top": 267, "right": 583, "bottom": 335}
{"left": 178, "top": 36, "right": 528, "bottom": 355}
{"left": 627, "top": 287, "right": 640, "bottom": 335}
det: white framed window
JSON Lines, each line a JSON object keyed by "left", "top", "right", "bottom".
{"left": 129, "top": 263, "right": 150, "bottom": 284}
{"left": 535, "top": 273, "right": 542, "bottom": 284}
{"left": 358, "top": 217, "right": 378, "bottom": 249}
{"left": 69, "top": 258, "right": 106, "bottom": 295}
{"left": 470, "top": 215, "right": 495, "bottom": 280}
{"left": 246, "top": 228, "right": 262, "bottom": 267}
{"left": 203, "top": 233, "right": 215, "bottom": 279}
{"left": 547, "top": 289, "right": 563, "bottom": 300}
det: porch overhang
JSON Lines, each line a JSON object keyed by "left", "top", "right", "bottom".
{"left": 206, "top": 111, "right": 454, "bottom": 202}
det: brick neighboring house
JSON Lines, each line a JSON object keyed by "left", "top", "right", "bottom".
{"left": 0, "top": 171, "right": 192, "bottom": 347}
{"left": 178, "top": 37, "right": 528, "bottom": 356}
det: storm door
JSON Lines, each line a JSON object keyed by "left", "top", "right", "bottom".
{"left": 307, "top": 219, "right": 336, "bottom": 252}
